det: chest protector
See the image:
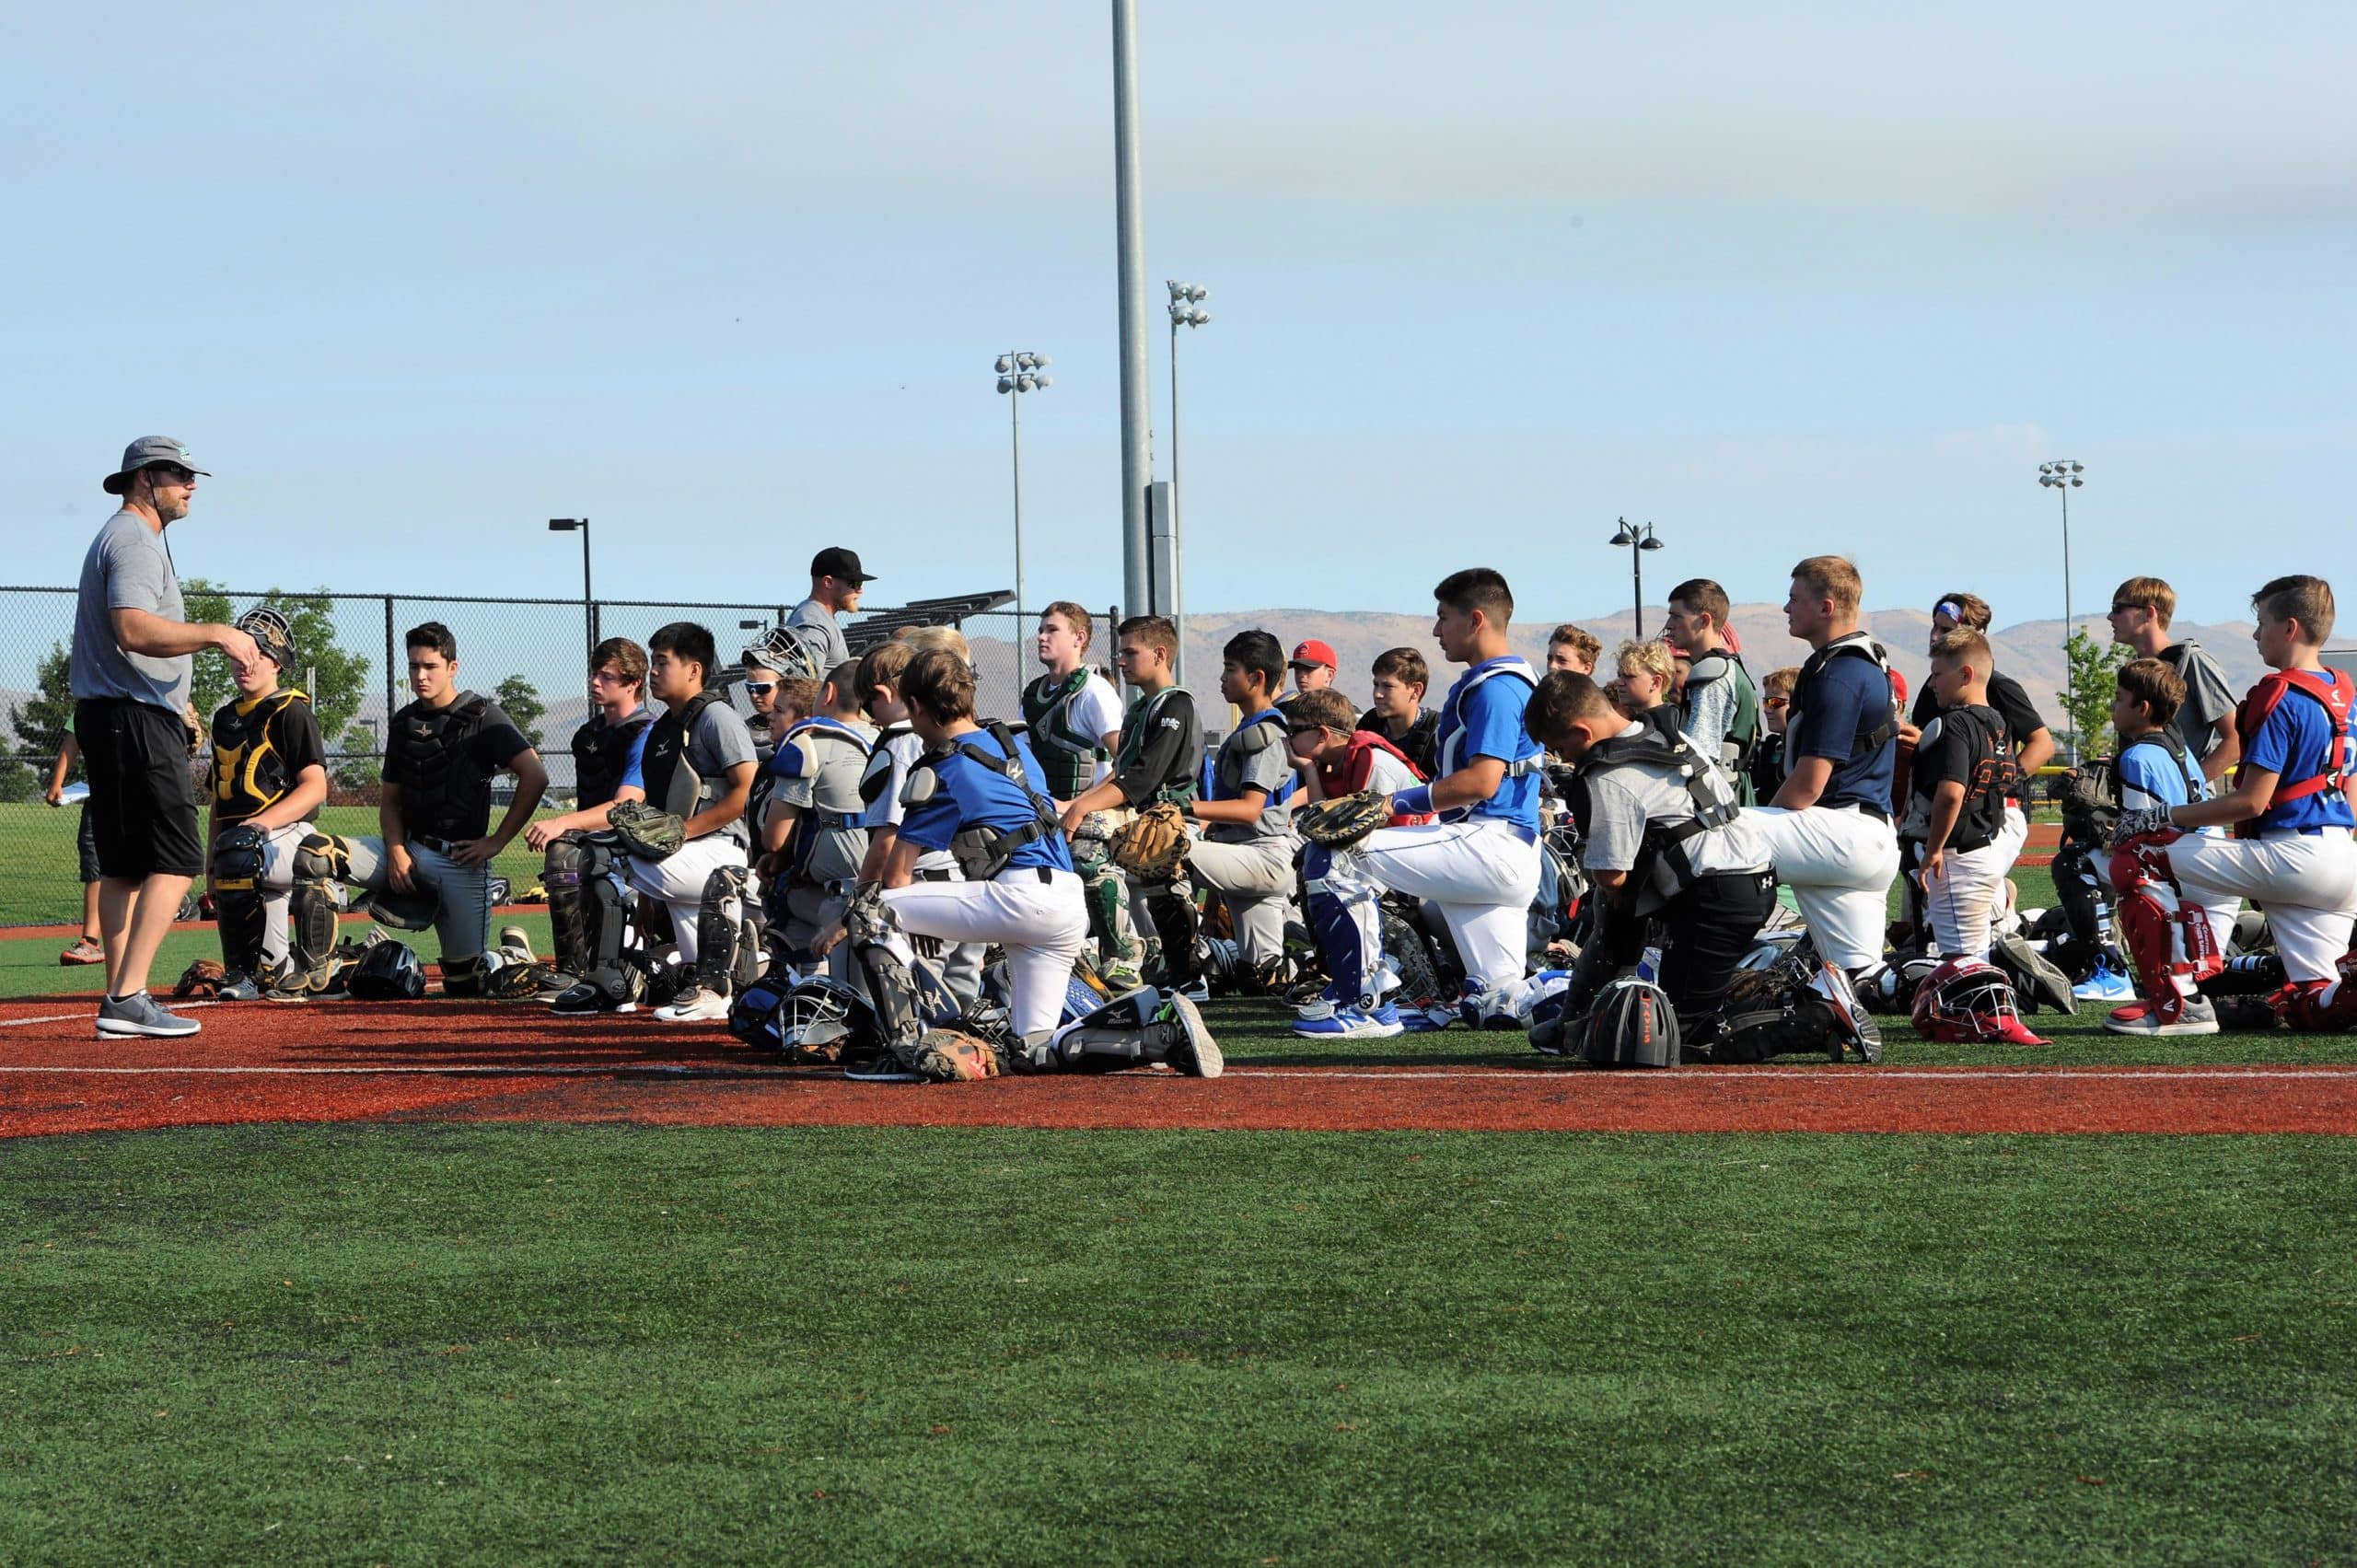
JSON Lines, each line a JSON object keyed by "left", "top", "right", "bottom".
{"left": 1683, "top": 650, "right": 1762, "bottom": 783}
{"left": 211, "top": 688, "right": 310, "bottom": 822}
{"left": 2232, "top": 668, "right": 2355, "bottom": 838}
{"left": 783, "top": 717, "right": 877, "bottom": 826}
{"left": 571, "top": 710, "right": 653, "bottom": 810}
{"left": 640, "top": 691, "right": 721, "bottom": 821}
{"left": 902, "top": 722, "right": 1062, "bottom": 882}
{"left": 858, "top": 723, "right": 915, "bottom": 807}
{"left": 1114, "top": 687, "right": 1200, "bottom": 805}
{"left": 1212, "top": 708, "right": 1299, "bottom": 808}
{"left": 1899, "top": 705, "right": 2012, "bottom": 853}
{"left": 1023, "top": 669, "right": 1109, "bottom": 798}
{"left": 392, "top": 693, "right": 493, "bottom": 840}
{"left": 1784, "top": 633, "right": 1895, "bottom": 774}
{"left": 1564, "top": 727, "right": 1742, "bottom": 918}
{"left": 1435, "top": 658, "right": 1546, "bottom": 814}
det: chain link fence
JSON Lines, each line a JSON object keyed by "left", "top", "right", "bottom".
{"left": 0, "top": 587, "right": 1087, "bottom": 928}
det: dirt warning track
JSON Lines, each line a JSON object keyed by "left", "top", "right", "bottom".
{"left": 4, "top": 994, "right": 2354, "bottom": 1138}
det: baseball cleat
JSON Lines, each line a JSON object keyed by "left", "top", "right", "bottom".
{"left": 1293, "top": 1002, "right": 1403, "bottom": 1040}
{"left": 1162, "top": 992, "right": 1224, "bottom": 1078}
{"left": 2103, "top": 996, "right": 2217, "bottom": 1037}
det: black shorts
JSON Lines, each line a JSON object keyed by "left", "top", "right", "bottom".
{"left": 75, "top": 803, "right": 102, "bottom": 883}
{"left": 76, "top": 697, "right": 204, "bottom": 880}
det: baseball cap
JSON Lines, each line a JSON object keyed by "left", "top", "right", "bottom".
{"left": 103, "top": 436, "right": 209, "bottom": 495}
{"left": 809, "top": 546, "right": 876, "bottom": 584}
{"left": 1288, "top": 638, "right": 1338, "bottom": 671}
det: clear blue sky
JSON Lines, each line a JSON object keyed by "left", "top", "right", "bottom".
{"left": 6, "top": 2, "right": 2351, "bottom": 629}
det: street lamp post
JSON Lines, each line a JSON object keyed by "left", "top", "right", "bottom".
{"left": 2038, "top": 459, "right": 2086, "bottom": 762}
{"left": 1608, "top": 517, "right": 1664, "bottom": 641}
{"left": 548, "top": 518, "right": 593, "bottom": 671}
{"left": 995, "top": 353, "right": 1051, "bottom": 628}
{"left": 1166, "top": 281, "right": 1208, "bottom": 685}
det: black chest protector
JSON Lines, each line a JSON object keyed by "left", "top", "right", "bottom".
{"left": 210, "top": 689, "right": 309, "bottom": 822}
{"left": 858, "top": 723, "right": 915, "bottom": 806}
{"left": 1564, "top": 727, "right": 1742, "bottom": 918}
{"left": 640, "top": 691, "right": 722, "bottom": 820}
{"left": 904, "top": 722, "right": 1062, "bottom": 883}
{"left": 1904, "top": 704, "right": 2013, "bottom": 853}
{"left": 572, "top": 710, "right": 654, "bottom": 810}
{"left": 392, "top": 693, "right": 493, "bottom": 841}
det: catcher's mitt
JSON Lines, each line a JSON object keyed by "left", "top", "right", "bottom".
{"left": 2053, "top": 764, "right": 2118, "bottom": 844}
{"left": 905, "top": 1028, "right": 1004, "bottom": 1084}
{"left": 607, "top": 800, "right": 686, "bottom": 862}
{"left": 1296, "top": 789, "right": 1391, "bottom": 849}
{"left": 174, "top": 958, "right": 227, "bottom": 999}
{"left": 483, "top": 960, "right": 555, "bottom": 1001}
{"left": 1109, "top": 802, "right": 1190, "bottom": 881}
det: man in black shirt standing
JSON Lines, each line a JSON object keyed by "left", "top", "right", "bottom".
{"left": 280, "top": 622, "right": 548, "bottom": 999}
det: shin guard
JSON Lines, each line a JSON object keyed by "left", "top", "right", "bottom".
{"left": 2110, "top": 835, "right": 2224, "bottom": 1018}
{"left": 1142, "top": 875, "right": 1202, "bottom": 987}
{"left": 211, "top": 824, "right": 271, "bottom": 976}
{"left": 287, "top": 832, "right": 354, "bottom": 990}
{"left": 695, "top": 864, "right": 760, "bottom": 993}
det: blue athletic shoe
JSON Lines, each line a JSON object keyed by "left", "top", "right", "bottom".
{"left": 1293, "top": 1002, "right": 1404, "bottom": 1040}
{"left": 2073, "top": 955, "right": 2136, "bottom": 1005}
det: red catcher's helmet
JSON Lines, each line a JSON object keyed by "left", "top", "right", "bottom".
{"left": 1910, "top": 958, "right": 2049, "bottom": 1046}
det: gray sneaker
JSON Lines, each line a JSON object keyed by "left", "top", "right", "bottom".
{"left": 215, "top": 971, "right": 263, "bottom": 1003}
{"left": 96, "top": 992, "right": 202, "bottom": 1039}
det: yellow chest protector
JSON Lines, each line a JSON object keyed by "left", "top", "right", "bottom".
{"left": 211, "top": 688, "right": 310, "bottom": 821}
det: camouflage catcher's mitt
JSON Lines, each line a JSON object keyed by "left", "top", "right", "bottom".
{"left": 1109, "top": 801, "right": 1191, "bottom": 881}
{"left": 606, "top": 800, "right": 687, "bottom": 862}
{"left": 1296, "top": 789, "right": 1391, "bottom": 850}
{"left": 900, "top": 1027, "right": 1006, "bottom": 1084}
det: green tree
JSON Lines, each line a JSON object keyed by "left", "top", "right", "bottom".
{"left": 0, "top": 732, "right": 33, "bottom": 803}
{"left": 181, "top": 580, "right": 373, "bottom": 751}
{"left": 9, "top": 643, "right": 78, "bottom": 760}
{"left": 494, "top": 675, "right": 547, "bottom": 750}
{"left": 2057, "top": 626, "right": 2131, "bottom": 761}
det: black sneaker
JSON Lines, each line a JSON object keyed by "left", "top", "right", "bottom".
{"left": 1162, "top": 993, "right": 1225, "bottom": 1078}
{"left": 549, "top": 981, "right": 631, "bottom": 1016}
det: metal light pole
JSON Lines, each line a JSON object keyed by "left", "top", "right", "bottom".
{"left": 548, "top": 518, "right": 593, "bottom": 669}
{"left": 1111, "top": 0, "right": 1154, "bottom": 621}
{"left": 1608, "top": 517, "right": 1664, "bottom": 641}
{"left": 2038, "top": 459, "right": 2086, "bottom": 761}
{"left": 1165, "top": 282, "right": 1208, "bottom": 683}
{"left": 995, "top": 353, "right": 1052, "bottom": 628}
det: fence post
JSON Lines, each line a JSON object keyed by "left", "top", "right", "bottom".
{"left": 383, "top": 596, "right": 397, "bottom": 729}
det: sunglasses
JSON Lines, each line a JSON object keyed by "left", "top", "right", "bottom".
{"left": 744, "top": 680, "right": 778, "bottom": 695}
{"left": 1763, "top": 696, "right": 1790, "bottom": 710}
{"left": 2108, "top": 602, "right": 2142, "bottom": 614}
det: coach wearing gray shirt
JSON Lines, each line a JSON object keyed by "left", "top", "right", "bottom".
{"left": 786, "top": 546, "right": 872, "bottom": 673}
{"left": 73, "top": 437, "right": 261, "bottom": 1039}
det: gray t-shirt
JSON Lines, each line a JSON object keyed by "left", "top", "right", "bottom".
{"left": 787, "top": 598, "right": 853, "bottom": 673}
{"left": 1207, "top": 717, "right": 1298, "bottom": 844}
{"left": 72, "top": 509, "right": 190, "bottom": 712}
{"left": 1580, "top": 724, "right": 1769, "bottom": 878}
{"left": 2159, "top": 640, "right": 2235, "bottom": 761}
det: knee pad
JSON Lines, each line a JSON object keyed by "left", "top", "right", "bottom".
{"left": 293, "top": 832, "right": 353, "bottom": 886}
{"left": 695, "top": 864, "right": 762, "bottom": 993}
{"left": 211, "top": 824, "right": 272, "bottom": 976}
{"left": 1046, "top": 986, "right": 1215, "bottom": 1074}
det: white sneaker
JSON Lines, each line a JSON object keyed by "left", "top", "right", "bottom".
{"left": 654, "top": 985, "right": 731, "bottom": 1023}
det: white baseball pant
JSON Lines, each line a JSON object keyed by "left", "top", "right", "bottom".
{"left": 1742, "top": 803, "right": 1900, "bottom": 971}
{"left": 883, "top": 868, "right": 1089, "bottom": 1038}
{"left": 2167, "top": 827, "right": 2357, "bottom": 984}
{"left": 1185, "top": 834, "right": 1298, "bottom": 966}
{"left": 623, "top": 835, "right": 753, "bottom": 965}
{"left": 1325, "top": 818, "right": 1540, "bottom": 999}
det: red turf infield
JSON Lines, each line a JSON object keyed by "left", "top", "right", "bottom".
{"left": 4, "top": 993, "right": 2353, "bottom": 1138}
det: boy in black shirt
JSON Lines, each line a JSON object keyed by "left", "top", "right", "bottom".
{"left": 1903, "top": 629, "right": 2018, "bottom": 966}
{"left": 1060, "top": 615, "right": 1202, "bottom": 990}
{"left": 281, "top": 622, "right": 548, "bottom": 999}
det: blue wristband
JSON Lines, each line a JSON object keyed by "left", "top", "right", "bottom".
{"left": 1392, "top": 784, "right": 1434, "bottom": 817}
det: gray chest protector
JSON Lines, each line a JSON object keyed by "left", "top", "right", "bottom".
{"left": 1567, "top": 728, "right": 1742, "bottom": 918}
{"left": 640, "top": 691, "right": 719, "bottom": 820}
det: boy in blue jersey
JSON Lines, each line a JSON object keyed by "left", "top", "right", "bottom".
{"left": 2104, "top": 658, "right": 2238, "bottom": 964}
{"left": 1739, "top": 555, "right": 1895, "bottom": 1058}
{"left": 1170, "top": 630, "right": 1301, "bottom": 984}
{"left": 1297, "top": 567, "right": 1545, "bottom": 1039}
{"left": 827, "top": 649, "right": 1219, "bottom": 1078}
{"left": 2109, "top": 575, "right": 2357, "bottom": 1035}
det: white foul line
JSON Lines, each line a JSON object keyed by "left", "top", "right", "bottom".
{"left": 0, "top": 1063, "right": 2347, "bottom": 1085}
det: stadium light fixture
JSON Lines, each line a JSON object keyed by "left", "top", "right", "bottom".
{"left": 548, "top": 518, "right": 594, "bottom": 669}
{"left": 1608, "top": 517, "right": 1663, "bottom": 639}
{"left": 2037, "top": 459, "right": 2089, "bottom": 761}
{"left": 994, "top": 351, "right": 1050, "bottom": 626}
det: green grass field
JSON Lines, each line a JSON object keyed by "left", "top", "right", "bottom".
{"left": 0, "top": 803, "right": 552, "bottom": 931}
{"left": 2, "top": 1126, "right": 2351, "bottom": 1563}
